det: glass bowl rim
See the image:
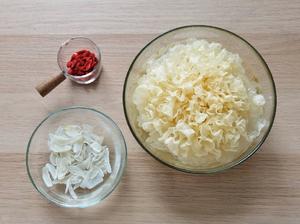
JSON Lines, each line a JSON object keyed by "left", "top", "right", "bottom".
{"left": 57, "top": 36, "right": 102, "bottom": 79}
{"left": 26, "top": 106, "right": 127, "bottom": 207}
{"left": 122, "top": 25, "right": 277, "bottom": 174}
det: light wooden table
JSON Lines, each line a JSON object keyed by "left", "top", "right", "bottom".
{"left": 0, "top": 0, "right": 299, "bottom": 223}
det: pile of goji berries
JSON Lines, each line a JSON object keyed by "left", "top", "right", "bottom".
{"left": 66, "top": 50, "right": 98, "bottom": 76}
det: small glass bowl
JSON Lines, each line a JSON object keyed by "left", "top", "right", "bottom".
{"left": 26, "top": 107, "right": 127, "bottom": 208}
{"left": 123, "top": 25, "right": 277, "bottom": 174}
{"left": 57, "top": 37, "right": 102, "bottom": 84}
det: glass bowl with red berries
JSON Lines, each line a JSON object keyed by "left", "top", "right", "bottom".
{"left": 57, "top": 37, "right": 102, "bottom": 84}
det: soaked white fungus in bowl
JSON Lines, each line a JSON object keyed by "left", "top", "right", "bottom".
{"left": 132, "top": 39, "right": 267, "bottom": 168}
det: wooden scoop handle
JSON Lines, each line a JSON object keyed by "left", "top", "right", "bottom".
{"left": 35, "top": 72, "right": 66, "bottom": 97}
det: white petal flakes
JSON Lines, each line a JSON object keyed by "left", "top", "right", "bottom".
{"left": 65, "top": 178, "right": 70, "bottom": 194}
{"left": 73, "top": 143, "right": 82, "bottom": 154}
{"left": 85, "top": 172, "right": 104, "bottom": 190}
{"left": 42, "top": 166, "right": 53, "bottom": 188}
{"left": 68, "top": 184, "right": 78, "bottom": 199}
{"left": 104, "top": 149, "right": 112, "bottom": 174}
{"left": 89, "top": 141, "right": 101, "bottom": 153}
{"left": 42, "top": 124, "right": 111, "bottom": 199}
{"left": 49, "top": 152, "right": 58, "bottom": 166}
{"left": 45, "top": 163, "right": 57, "bottom": 179}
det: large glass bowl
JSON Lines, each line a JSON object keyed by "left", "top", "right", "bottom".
{"left": 123, "top": 25, "right": 276, "bottom": 174}
{"left": 26, "top": 107, "right": 127, "bottom": 207}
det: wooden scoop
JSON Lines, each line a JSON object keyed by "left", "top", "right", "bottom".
{"left": 35, "top": 72, "right": 66, "bottom": 97}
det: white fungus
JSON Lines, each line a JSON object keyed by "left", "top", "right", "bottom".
{"left": 133, "top": 39, "right": 266, "bottom": 167}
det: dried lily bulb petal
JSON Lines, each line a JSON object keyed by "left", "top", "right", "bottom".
{"left": 42, "top": 166, "right": 53, "bottom": 188}
{"left": 42, "top": 124, "right": 111, "bottom": 199}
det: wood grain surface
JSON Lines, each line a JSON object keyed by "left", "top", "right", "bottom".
{"left": 0, "top": 0, "right": 300, "bottom": 223}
